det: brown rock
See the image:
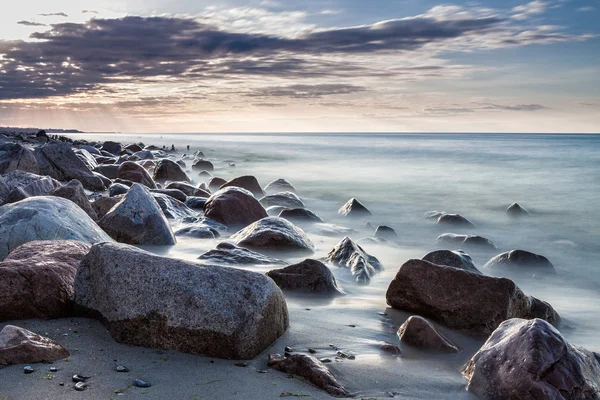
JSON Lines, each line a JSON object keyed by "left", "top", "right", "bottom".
{"left": 267, "top": 259, "right": 343, "bottom": 295}
{"left": 116, "top": 161, "right": 157, "bottom": 188}
{"left": 220, "top": 175, "right": 265, "bottom": 197}
{"left": 398, "top": 316, "right": 459, "bottom": 353}
{"left": 203, "top": 187, "right": 267, "bottom": 229}
{"left": 50, "top": 179, "right": 97, "bottom": 220}
{"left": 0, "top": 325, "right": 69, "bottom": 367}
{"left": 92, "top": 196, "right": 121, "bottom": 220}
{"left": 153, "top": 159, "right": 190, "bottom": 183}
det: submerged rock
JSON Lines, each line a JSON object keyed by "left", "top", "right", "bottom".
{"left": 74, "top": 242, "right": 288, "bottom": 359}
{"left": 265, "top": 178, "right": 296, "bottom": 194}
{"left": 192, "top": 159, "right": 214, "bottom": 171}
{"left": 437, "top": 233, "right": 497, "bottom": 250}
{"left": 0, "top": 143, "right": 38, "bottom": 174}
{"left": 184, "top": 196, "right": 207, "bottom": 210}
{"left": 116, "top": 161, "right": 156, "bottom": 189}
{"left": 50, "top": 179, "right": 97, "bottom": 220}
{"left": 151, "top": 188, "right": 187, "bottom": 203}
{"left": 338, "top": 198, "right": 372, "bottom": 217}
{"left": 374, "top": 225, "right": 398, "bottom": 240}
{"left": 462, "top": 318, "right": 600, "bottom": 400}
{"left": 208, "top": 177, "right": 227, "bottom": 192}
{"left": 314, "top": 223, "right": 358, "bottom": 237}
{"left": 424, "top": 210, "right": 446, "bottom": 219}
{"left": 203, "top": 187, "right": 267, "bottom": 229}
{"left": 259, "top": 192, "right": 304, "bottom": 209}
{"left": 278, "top": 208, "right": 323, "bottom": 224}
{"left": 398, "top": 316, "right": 459, "bottom": 353}
{"left": 232, "top": 217, "right": 314, "bottom": 255}
{"left": 484, "top": 250, "right": 556, "bottom": 276}
{"left": 436, "top": 213, "right": 475, "bottom": 228}
{"left": 506, "top": 202, "right": 529, "bottom": 217}
{"left": 422, "top": 250, "right": 481, "bottom": 274}
{"left": 386, "top": 259, "right": 560, "bottom": 335}
{"left": 175, "top": 226, "right": 216, "bottom": 239}
{"left": 221, "top": 175, "right": 265, "bottom": 197}
{"left": 325, "top": 237, "right": 383, "bottom": 284}
{"left": 153, "top": 159, "right": 190, "bottom": 183}
{"left": 267, "top": 259, "right": 343, "bottom": 295}
{"left": 0, "top": 325, "right": 70, "bottom": 367}
{"left": 198, "top": 242, "right": 286, "bottom": 266}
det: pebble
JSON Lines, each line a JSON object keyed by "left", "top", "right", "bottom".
{"left": 24, "top": 366, "right": 34, "bottom": 374}
{"left": 72, "top": 374, "right": 88, "bottom": 383}
{"left": 257, "top": 369, "right": 268, "bottom": 374}
{"left": 308, "top": 348, "right": 317, "bottom": 354}
{"left": 380, "top": 344, "right": 402, "bottom": 356}
{"left": 284, "top": 346, "right": 293, "bottom": 352}
{"left": 116, "top": 365, "right": 129, "bottom": 372}
{"left": 134, "top": 378, "right": 151, "bottom": 388}
{"left": 49, "top": 367, "right": 58, "bottom": 372}
{"left": 74, "top": 382, "right": 87, "bottom": 391}
{"left": 234, "top": 362, "right": 247, "bottom": 367}
{"left": 59, "top": 382, "right": 65, "bottom": 386}
{"left": 319, "top": 358, "right": 332, "bottom": 363}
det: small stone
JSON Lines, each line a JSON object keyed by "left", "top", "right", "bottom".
{"left": 319, "top": 358, "right": 332, "bottom": 363}
{"left": 24, "top": 366, "right": 34, "bottom": 374}
{"left": 308, "top": 348, "right": 317, "bottom": 354}
{"left": 72, "top": 374, "right": 88, "bottom": 383}
{"left": 234, "top": 362, "right": 247, "bottom": 367}
{"left": 257, "top": 369, "right": 268, "bottom": 373}
{"left": 74, "top": 382, "right": 87, "bottom": 391}
{"left": 116, "top": 365, "right": 129, "bottom": 372}
{"left": 49, "top": 367, "right": 58, "bottom": 372}
{"left": 380, "top": 344, "right": 402, "bottom": 356}
{"left": 59, "top": 382, "right": 65, "bottom": 386}
{"left": 284, "top": 346, "right": 293, "bottom": 352}
{"left": 134, "top": 378, "right": 151, "bottom": 388}
{"left": 347, "top": 324, "right": 356, "bottom": 328}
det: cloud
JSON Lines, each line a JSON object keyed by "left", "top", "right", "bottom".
{"left": 17, "top": 21, "right": 47, "bottom": 27}
{"left": 320, "top": 10, "right": 342, "bottom": 15}
{"left": 512, "top": 1, "right": 547, "bottom": 20}
{"left": 576, "top": 6, "right": 595, "bottom": 12}
{"left": 82, "top": 10, "right": 99, "bottom": 14}
{"left": 39, "top": 12, "right": 68, "bottom": 17}
{"left": 423, "top": 102, "right": 548, "bottom": 115}
{"left": 479, "top": 103, "right": 548, "bottom": 111}
{"left": 248, "top": 84, "right": 367, "bottom": 98}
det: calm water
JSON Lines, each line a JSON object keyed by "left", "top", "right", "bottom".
{"left": 74, "top": 132, "right": 600, "bottom": 397}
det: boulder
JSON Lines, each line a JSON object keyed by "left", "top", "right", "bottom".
{"left": 192, "top": 159, "right": 214, "bottom": 171}
{"left": 74, "top": 242, "right": 288, "bottom": 359}
{"left": 437, "top": 233, "right": 497, "bottom": 249}
{"left": 109, "top": 183, "right": 129, "bottom": 197}
{"left": 462, "top": 318, "right": 600, "bottom": 400}
{"left": 0, "top": 176, "right": 8, "bottom": 204}
{"left": 424, "top": 210, "right": 446, "bottom": 219}
{"left": 2, "top": 170, "right": 61, "bottom": 197}
{"left": 99, "top": 184, "right": 176, "bottom": 245}
{"left": 101, "top": 141, "right": 122, "bottom": 155}
{"left": 153, "top": 159, "right": 190, "bottom": 183}
{"left": 231, "top": 217, "right": 314, "bottom": 255}
{"left": 198, "top": 242, "right": 286, "bottom": 266}
{"left": 208, "top": 177, "right": 227, "bottom": 192}
{"left": 374, "top": 225, "right": 398, "bottom": 239}
{"left": 49, "top": 179, "right": 97, "bottom": 220}
{"left": 92, "top": 196, "right": 121, "bottom": 220}
{"left": 259, "top": 192, "right": 304, "bottom": 209}
{"left": 203, "top": 187, "right": 267, "bottom": 229}
{"left": 132, "top": 150, "right": 155, "bottom": 160}
{"left": 484, "top": 250, "right": 556, "bottom": 276}
{"left": 267, "top": 259, "right": 343, "bottom": 295}
{"left": 0, "top": 325, "right": 69, "bottom": 367}
{"left": 436, "top": 214, "right": 475, "bottom": 228}
{"left": 174, "top": 226, "right": 216, "bottom": 239}
{"left": 422, "top": 250, "right": 481, "bottom": 274}
{"left": 152, "top": 192, "right": 196, "bottom": 219}
{"left": 338, "top": 198, "right": 372, "bottom": 217}
{"left": 79, "top": 145, "right": 101, "bottom": 156}
{"left": 325, "top": 237, "right": 383, "bottom": 284}
{"left": 0, "top": 240, "right": 91, "bottom": 320}
{"left": 265, "top": 178, "right": 296, "bottom": 194}
{"left": 94, "top": 164, "right": 119, "bottom": 179}
{"left": 0, "top": 196, "right": 112, "bottom": 261}
{"left": 386, "top": 259, "right": 560, "bottom": 335}
{"left": 74, "top": 148, "right": 98, "bottom": 170}
{"left": 0, "top": 143, "right": 38, "bottom": 174}
{"left": 506, "top": 202, "right": 529, "bottom": 217}
{"left": 221, "top": 175, "right": 265, "bottom": 197}
{"left": 116, "top": 161, "right": 156, "bottom": 188}
{"left": 398, "top": 316, "right": 459, "bottom": 353}
{"left": 124, "top": 143, "right": 143, "bottom": 153}
{"left": 166, "top": 182, "right": 206, "bottom": 197}
{"left": 278, "top": 208, "right": 323, "bottom": 224}
{"left": 185, "top": 196, "right": 207, "bottom": 210}
{"left": 151, "top": 188, "right": 187, "bottom": 203}
{"left": 34, "top": 142, "right": 105, "bottom": 190}
{"left": 267, "top": 205, "right": 288, "bottom": 216}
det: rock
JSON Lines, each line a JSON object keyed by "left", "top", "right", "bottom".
{"left": 325, "top": 237, "right": 383, "bottom": 284}
{"left": 116, "top": 161, "right": 157, "bottom": 189}
{"left": 386, "top": 259, "right": 560, "bottom": 335}
{"left": 94, "top": 155, "right": 117, "bottom": 164}
{"left": 125, "top": 143, "right": 143, "bottom": 153}
{"left": 259, "top": 192, "right": 304, "bottom": 209}
{"left": 267, "top": 353, "right": 349, "bottom": 398}
{"left": 462, "top": 318, "right": 600, "bottom": 400}
{"left": 198, "top": 242, "right": 286, "bottom": 266}
{"left": 278, "top": 208, "right": 323, "bottom": 224}
{"left": 153, "top": 159, "right": 190, "bottom": 183}
{"left": 166, "top": 182, "right": 205, "bottom": 197}
{"left": 175, "top": 226, "right": 216, "bottom": 239}
{"left": 0, "top": 240, "right": 91, "bottom": 320}
{"left": 484, "top": 250, "right": 556, "bottom": 276}
{"left": 74, "top": 382, "right": 87, "bottom": 391}
{"left": 266, "top": 205, "right": 288, "bottom": 216}
{"left": 79, "top": 145, "right": 101, "bottom": 156}
{"left": 192, "top": 159, "right": 214, "bottom": 171}
{"left": 94, "top": 165, "right": 119, "bottom": 179}
{"left": 150, "top": 188, "right": 187, "bottom": 203}
{"left": 23, "top": 365, "right": 34, "bottom": 374}
{"left": 436, "top": 214, "right": 475, "bottom": 228}
{"left": 338, "top": 198, "right": 372, "bottom": 217}
{"left": 184, "top": 196, "right": 207, "bottom": 210}
{"left": 506, "top": 202, "right": 529, "bottom": 217}
{"left": 50, "top": 180, "right": 97, "bottom": 220}
{"left": 109, "top": 183, "right": 129, "bottom": 197}
{"left": 152, "top": 192, "right": 196, "bottom": 220}
{"left": 132, "top": 150, "right": 155, "bottom": 160}
{"left": 203, "top": 187, "right": 267, "bottom": 229}
{"left": 267, "top": 259, "right": 343, "bottom": 295}
{"left": 0, "top": 196, "right": 112, "bottom": 261}
{"left": 116, "top": 365, "right": 129, "bottom": 372}
{"left": 98, "top": 184, "right": 176, "bottom": 245}
{"left": 221, "top": 175, "right": 265, "bottom": 197}
{"left": 424, "top": 210, "right": 445, "bottom": 219}
{"left": 94, "top": 171, "right": 112, "bottom": 188}
{"left": 0, "top": 143, "right": 38, "bottom": 174}
{"left": 4, "top": 186, "right": 28, "bottom": 204}
{"left": 2, "top": 170, "right": 61, "bottom": 197}
{"left": 74, "top": 242, "right": 288, "bottom": 359}
{"left": 0, "top": 325, "right": 69, "bottom": 367}
{"left": 398, "top": 316, "right": 459, "bottom": 353}
{"left": 232, "top": 217, "right": 314, "bottom": 255}
{"left": 208, "top": 177, "right": 227, "bottom": 192}
{"left": 34, "top": 142, "right": 105, "bottom": 190}
{"left": 422, "top": 250, "right": 481, "bottom": 274}
{"left": 134, "top": 378, "right": 151, "bottom": 388}
{"left": 0, "top": 176, "right": 8, "bottom": 204}
{"left": 92, "top": 196, "right": 121, "bottom": 220}
{"left": 374, "top": 225, "right": 398, "bottom": 239}
{"left": 74, "top": 149, "right": 98, "bottom": 171}
{"left": 264, "top": 178, "right": 296, "bottom": 194}
{"left": 101, "top": 141, "right": 122, "bottom": 155}
{"left": 380, "top": 344, "right": 401, "bottom": 356}
{"left": 437, "top": 233, "right": 497, "bottom": 249}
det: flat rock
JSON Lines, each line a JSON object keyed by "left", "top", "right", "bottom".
{"left": 259, "top": 192, "right": 304, "bottom": 209}
{"left": 437, "top": 233, "right": 497, "bottom": 249}
{"left": 436, "top": 213, "right": 475, "bottom": 228}
{"left": 74, "top": 242, "right": 288, "bottom": 359}
{"left": 50, "top": 179, "right": 97, "bottom": 220}
{"left": 398, "top": 316, "right": 459, "bottom": 353}
{"left": 338, "top": 198, "right": 372, "bottom": 217}
{"left": 231, "top": 217, "right": 314, "bottom": 255}
{"left": 0, "top": 143, "right": 38, "bottom": 174}
{"left": 203, "top": 187, "right": 267, "bottom": 229}
{"left": 278, "top": 208, "right": 323, "bottom": 224}
{"left": 221, "top": 175, "right": 265, "bottom": 198}
{"left": 484, "top": 249, "right": 556, "bottom": 276}
{"left": 198, "top": 242, "right": 286, "bottom": 266}
{"left": 264, "top": 178, "right": 296, "bottom": 194}
{"left": 116, "top": 161, "right": 156, "bottom": 189}
{"left": 325, "top": 237, "right": 383, "bottom": 284}
{"left": 0, "top": 325, "right": 69, "bottom": 367}
{"left": 422, "top": 249, "right": 481, "bottom": 274}
{"left": 267, "top": 259, "right": 343, "bottom": 295}
{"left": 153, "top": 159, "right": 190, "bottom": 183}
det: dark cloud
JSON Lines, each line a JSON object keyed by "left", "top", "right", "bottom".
{"left": 82, "top": 10, "right": 99, "bottom": 14}
{"left": 17, "top": 21, "right": 47, "bottom": 27}
{"left": 249, "top": 84, "right": 366, "bottom": 98}
{"left": 39, "top": 12, "right": 68, "bottom": 17}
{"left": 479, "top": 103, "right": 547, "bottom": 111}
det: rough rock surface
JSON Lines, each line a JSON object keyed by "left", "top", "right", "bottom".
{"left": 92, "top": 196, "right": 121, "bottom": 220}
{"left": 506, "top": 202, "right": 529, "bottom": 217}
{"left": 116, "top": 161, "right": 157, "bottom": 189}
{"left": 203, "top": 187, "right": 267, "bottom": 229}
{"left": 101, "top": 141, "right": 121, "bottom": 155}
{"left": 0, "top": 143, "right": 38, "bottom": 174}
{"left": 386, "top": 259, "right": 560, "bottom": 335}
{"left": 484, "top": 249, "right": 556, "bottom": 276}
{"left": 74, "top": 242, "right": 289, "bottom": 359}
{"left": 0, "top": 325, "right": 70, "bottom": 367}
{"left": 99, "top": 184, "right": 176, "bottom": 245}
{"left": 0, "top": 196, "right": 112, "bottom": 260}
{"left": 184, "top": 196, "right": 207, "bottom": 210}
{"left": 231, "top": 217, "right": 314, "bottom": 254}
{"left": 153, "top": 159, "right": 190, "bottom": 183}
{"left": 0, "top": 240, "right": 91, "bottom": 320}
{"left": 338, "top": 198, "right": 372, "bottom": 217}
{"left": 50, "top": 179, "right": 97, "bottom": 220}
{"left": 462, "top": 318, "right": 600, "bottom": 400}
{"left": 166, "top": 182, "right": 205, "bottom": 197}
{"left": 267, "top": 259, "right": 343, "bottom": 295}
{"left": 422, "top": 250, "right": 481, "bottom": 274}
{"left": 264, "top": 178, "right": 296, "bottom": 194}
{"left": 109, "top": 183, "right": 129, "bottom": 197}
{"left": 325, "top": 237, "right": 383, "bottom": 284}
{"left": 198, "top": 242, "right": 286, "bottom": 266}
{"left": 221, "top": 175, "right": 265, "bottom": 197}
{"left": 278, "top": 208, "right": 323, "bottom": 224}
{"left": 151, "top": 188, "right": 187, "bottom": 203}
{"left": 259, "top": 192, "right": 304, "bottom": 209}
{"left": 1, "top": 170, "right": 61, "bottom": 198}
{"left": 437, "top": 233, "right": 497, "bottom": 249}
{"left": 436, "top": 213, "right": 475, "bottom": 228}
{"left": 398, "top": 316, "right": 459, "bottom": 353}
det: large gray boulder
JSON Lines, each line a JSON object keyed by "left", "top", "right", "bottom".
{"left": 338, "top": 198, "right": 372, "bottom": 217}
{"left": 221, "top": 175, "right": 265, "bottom": 197}
{"left": 34, "top": 142, "right": 105, "bottom": 190}
{"left": 267, "top": 259, "right": 343, "bottom": 295}
{"left": 506, "top": 202, "right": 529, "bottom": 217}
{"left": 0, "top": 143, "right": 38, "bottom": 174}
{"left": 49, "top": 179, "right": 97, "bottom": 220}
{"left": 74, "top": 242, "right": 288, "bottom": 359}
{"left": 436, "top": 213, "right": 475, "bottom": 228}
{"left": 325, "top": 237, "right": 383, "bottom": 284}
{"left": 74, "top": 148, "right": 98, "bottom": 171}
{"left": 153, "top": 159, "right": 190, "bottom": 183}
{"left": 259, "top": 192, "right": 304, "bottom": 209}
{"left": 0, "top": 196, "right": 112, "bottom": 261}
{"left": 278, "top": 208, "right": 323, "bottom": 225}
{"left": 99, "top": 184, "right": 176, "bottom": 245}
{"left": 92, "top": 196, "right": 121, "bottom": 220}
{"left": 386, "top": 259, "right": 560, "bottom": 335}
{"left": 116, "top": 161, "right": 156, "bottom": 189}
{"left": 198, "top": 242, "right": 286, "bottom": 266}
{"left": 101, "top": 141, "right": 122, "bottom": 155}
{"left": 264, "top": 178, "right": 296, "bottom": 194}
{"left": 231, "top": 217, "right": 314, "bottom": 255}
{"left": 204, "top": 187, "right": 267, "bottom": 229}
{"left": 462, "top": 318, "right": 600, "bottom": 400}
{"left": 484, "top": 249, "right": 556, "bottom": 276}
{"left": 422, "top": 249, "right": 481, "bottom": 274}
{"left": 2, "top": 170, "right": 61, "bottom": 198}
{"left": 151, "top": 193, "right": 196, "bottom": 220}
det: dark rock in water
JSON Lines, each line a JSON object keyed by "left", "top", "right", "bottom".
{"left": 506, "top": 202, "right": 529, "bottom": 217}
{"left": 2, "top": 170, "right": 61, "bottom": 198}
{"left": 267, "top": 259, "right": 343, "bottom": 295}
{"left": 152, "top": 192, "right": 196, "bottom": 220}
{"left": 175, "top": 226, "right": 216, "bottom": 239}
{"left": 92, "top": 196, "right": 121, "bottom": 220}
{"left": 203, "top": 187, "right": 267, "bottom": 229}
{"left": 94, "top": 165, "right": 119, "bottom": 180}
{"left": 198, "top": 242, "right": 286, "bottom": 266}
{"left": 424, "top": 210, "right": 445, "bottom": 219}
{"left": 374, "top": 225, "right": 398, "bottom": 239}
{"left": 24, "top": 365, "right": 34, "bottom": 374}
{"left": 267, "top": 353, "right": 349, "bottom": 398}
{"left": 132, "top": 150, "right": 155, "bottom": 160}
{"left": 176, "top": 160, "right": 186, "bottom": 168}
{"left": 221, "top": 175, "right": 265, "bottom": 198}
{"left": 185, "top": 196, "right": 207, "bottom": 210}
{"left": 0, "top": 197, "right": 112, "bottom": 261}
{"left": 5, "top": 186, "right": 28, "bottom": 204}
{"left": 325, "top": 237, "right": 383, "bottom": 284}
{"left": 74, "top": 242, "right": 288, "bottom": 359}
{"left": 278, "top": 208, "right": 323, "bottom": 224}
{"left": 0, "top": 176, "right": 8, "bottom": 204}
{"left": 166, "top": 182, "right": 206, "bottom": 197}
{"left": 266, "top": 205, "right": 288, "bottom": 216}
{"left": 437, "top": 233, "right": 497, "bottom": 249}
{"left": 109, "top": 183, "right": 129, "bottom": 197}
{"left": 462, "top": 318, "right": 600, "bottom": 400}
{"left": 116, "top": 161, "right": 157, "bottom": 189}
{"left": 259, "top": 192, "right": 304, "bottom": 209}
{"left": 0, "top": 143, "right": 39, "bottom": 174}
{"left": 50, "top": 179, "right": 97, "bottom": 220}
{"left": 134, "top": 379, "right": 151, "bottom": 388}
{"left": 436, "top": 213, "right": 475, "bottom": 228}
{"left": 124, "top": 143, "right": 143, "bottom": 153}
{"left": 153, "top": 159, "right": 190, "bottom": 183}
{"left": 94, "top": 171, "right": 112, "bottom": 188}
{"left": 75, "top": 149, "right": 98, "bottom": 171}
{"left": 208, "top": 177, "right": 226, "bottom": 191}
{"left": 338, "top": 198, "right": 372, "bottom": 217}
{"left": 232, "top": 217, "right": 314, "bottom": 255}
{"left": 484, "top": 249, "right": 556, "bottom": 276}
{"left": 0, "top": 325, "right": 70, "bottom": 366}
{"left": 380, "top": 343, "right": 401, "bottom": 356}
{"left": 398, "top": 316, "right": 459, "bottom": 353}
{"left": 198, "top": 170, "right": 212, "bottom": 179}
{"left": 422, "top": 250, "right": 481, "bottom": 274}
{"left": 150, "top": 188, "right": 187, "bottom": 203}
{"left": 192, "top": 159, "right": 214, "bottom": 171}
{"left": 99, "top": 184, "right": 176, "bottom": 245}
{"left": 386, "top": 259, "right": 560, "bottom": 335}
{"left": 265, "top": 178, "right": 296, "bottom": 194}
{"left": 94, "top": 155, "right": 117, "bottom": 165}
{"left": 101, "top": 141, "right": 122, "bottom": 155}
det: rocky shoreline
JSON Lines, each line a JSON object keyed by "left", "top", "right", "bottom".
{"left": 0, "top": 130, "right": 599, "bottom": 399}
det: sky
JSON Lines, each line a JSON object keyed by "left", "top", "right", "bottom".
{"left": 0, "top": 0, "right": 598, "bottom": 133}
